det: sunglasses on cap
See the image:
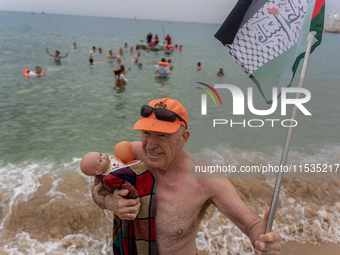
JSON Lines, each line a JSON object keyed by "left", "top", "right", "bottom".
{"left": 140, "top": 105, "right": 187, "bottom": 129}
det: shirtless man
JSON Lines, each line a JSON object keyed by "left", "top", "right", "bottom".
{"left": 104, "top": 50, "right": 117, "bottom": 58}
{"left": 92, "top": 98, "right": 281, "bottom": 255}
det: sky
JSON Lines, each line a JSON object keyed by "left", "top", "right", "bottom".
{"left": 1, "top": 0, "right": 340, "bottom": 24}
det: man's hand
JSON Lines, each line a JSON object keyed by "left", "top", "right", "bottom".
{"left": 254, "top": 207, "right": 281, "bottom": 254}
{"left": 104, "top": 189, "right": 140, "bottom": 220}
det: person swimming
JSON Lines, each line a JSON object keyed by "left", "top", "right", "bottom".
{"left": 197, "top": 62, "right": 202, "bottom": 71}
{"left": 117, "top": 56, "right": 124, "bottom": 64}
{"left": 131, "top": 55, "right": 139, "bottom": 64}
{"left": 89, "top": 50, "right": 94, "bottom": 65}
{"left": 103, "top": 50, "right": 117, "bottom": 58}
{"left": 217, "top": 68, "right": 224, "bottom": 76}
{"left": 24, "top": 66, "right": 47, "bottom": 76}
{"left": 55, "top": 54, "right": 60, "bottom": 62}
{"left": 46, "top": 46, "right": 69, "bottom": 62}
{"left": 119, "top": 47, "right": 124, "bottom": 56}
{"left": 115, "top": 69, "right": 128, "bottom": 89}
{"left": 113, "top": 65, "right": 126, "bottom": 76}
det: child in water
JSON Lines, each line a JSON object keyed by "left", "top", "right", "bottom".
{"left": 217, "top": 68, "right": 224, "bottom": 76}
{"left": 197, "top": 62, "right": 202, "bottom": 71}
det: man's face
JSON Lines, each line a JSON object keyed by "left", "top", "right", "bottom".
{"left": 141, "top": 129, "right": 183, "bottom": 171}
{"left": 36, "top": 67, "right": 41, "bottom": 74}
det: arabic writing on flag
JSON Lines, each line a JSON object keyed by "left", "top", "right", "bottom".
{"left": 215, "top": 0, "right": 325, "bottom": 103}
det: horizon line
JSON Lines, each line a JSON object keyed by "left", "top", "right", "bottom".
{"left": 0, "top": 9, "right": 222, "bottom": 25}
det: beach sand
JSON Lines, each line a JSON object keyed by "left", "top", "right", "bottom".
{"left": 1, "top": 170, "right": 340, "bottom": 254}
{"left": 197, "top": 241, "right": 340, "bottom": 255}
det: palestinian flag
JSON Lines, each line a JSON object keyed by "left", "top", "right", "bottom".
{"left": 215, "top": 0, "right": 325, "bottom": 103}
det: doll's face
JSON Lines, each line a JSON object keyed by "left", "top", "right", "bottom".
{"left": 80, "top": 152, "right": 110, "bottom": 176}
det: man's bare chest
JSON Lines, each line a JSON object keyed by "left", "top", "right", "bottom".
{"left": 154, "top": 182, "right": 207, "bottom": 239}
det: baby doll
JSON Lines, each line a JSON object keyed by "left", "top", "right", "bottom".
{"left": 80, "top": 141, "right": 138, "bottom": 177}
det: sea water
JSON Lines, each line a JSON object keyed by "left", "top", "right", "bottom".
{"left": 0, "top": 11, "right": 340, "bottom": 254}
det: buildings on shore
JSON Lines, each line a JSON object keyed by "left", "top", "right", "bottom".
{"left": 324, "top": 12, "right": 340, "bottom": 33}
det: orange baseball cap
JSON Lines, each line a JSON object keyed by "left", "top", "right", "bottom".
{"left": 133, "top": 98, "right": 188, "bottom": 133}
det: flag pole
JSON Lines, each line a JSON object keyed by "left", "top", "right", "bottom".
{"left": 264, "top": 31, "right": 317, "bottom": 234}
{"left": 162, "top": 27, "right": 166, "bottom": 40}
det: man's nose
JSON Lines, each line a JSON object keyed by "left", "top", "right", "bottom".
{"left": 146, "top": 136, "right": 158, "bottom": 150}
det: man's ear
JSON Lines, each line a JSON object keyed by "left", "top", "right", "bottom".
{"left": 180, "top": 129, "right": 190, "bottom": 148}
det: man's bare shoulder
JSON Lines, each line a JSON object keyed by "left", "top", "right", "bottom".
{"left": 189, "top": 154, "right": 226, "bottom": 179}
{"left": 189, "top": 153, "right": 207, "bottom": 167}
{"left": 188, "top": 154, "right": 237, "bottom": 202}
{"left": 131, "top": 141, "right": 145, "bottom": 161}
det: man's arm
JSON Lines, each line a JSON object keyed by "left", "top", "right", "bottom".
{"left": 209, "top": 178, "right": 281, "bottom": 254}
{"left": 92, "top": 185, "right": 141, "bottom": 220}
{"left": 92, "top": 184, "right": 107, "bottom": 209}
{"left": 36, "top": 72, "right": 47, "bottom": 77}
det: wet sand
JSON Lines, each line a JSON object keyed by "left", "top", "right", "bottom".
{"left": 197, "top": 242, "right": 340, "bottom": 255}
{"left": 1, "top": 169, "right": 340, "bottom": 254}
{"left": 280, "top": 242, "right": 340, "bottom": 255}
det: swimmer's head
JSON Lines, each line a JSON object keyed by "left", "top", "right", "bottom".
{"left": 35, "top": 66, "right": 42, "bottom": 74}
{"left": 161, "top": 58, "right": 166, "bottom": 62}
{"left": 55, "top": 50, "right": 60, "bottom": 55}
